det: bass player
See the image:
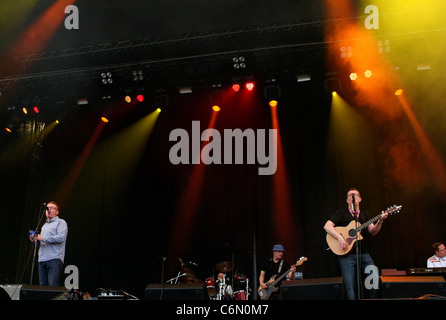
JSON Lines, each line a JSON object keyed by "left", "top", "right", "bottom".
{"left": 258, "top": 244, "right": 296, "bottom": 300}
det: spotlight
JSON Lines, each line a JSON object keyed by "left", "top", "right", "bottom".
{"left": 349, "top": 73, "right": 358, "bottom": 80}
{"left": 264, "top": 85, "right": 281, "bottom": 107}
{"left": 232, "top": 84, "right": 241, "bottom": 92}
{"left": 156, "top": 108, "right": 161, "bottom": 113}
{"left": 332, "top": 91, "right": 338, "bottom": 96}
{"left": 394, "top": 89, "right": 403, "bottom": 96}
{"left": 179, "top": 86, "right": 192, "bottom": 94}
{"left": 245, "top": 82, "right": 255, "bottom": 91}
{"left": 364, "top": 70, "right": 372, "bottom": 78}
{"left": 5, "top": 127, "right": 12, "bottom": 133}
{"left": 269, "top": 100, "right": 278, "bottom": 108}
{"left": 125, "top": 96, "right": 131, "bottom": 103}
{"left": 132, "top": 70, "right": 144, "bottom": 82}
{"left": 136, "top": 94, "right": 144, "bottom": 102}
{"left": 297, "top": 74, "right": 311, "bottom": 82}
{"left": 22, "top": 107, "right": 28, "bottom": 114}
{"left": 101, "top": 72, "right": 113, "bottom": 84}
{"left": 340, "top": 45, "right": 353, "bottom": 59}
{"left": 33, "top": 106, "right": 39, "bottom": 114}
{"left": 212, "top": 105, "right": 221, "bottom": 112}
{"left": 101, "top": 116, "right": 109, "bottom": 123}
{"left": 233, "top": 56, "right": 246, "bottom": 69}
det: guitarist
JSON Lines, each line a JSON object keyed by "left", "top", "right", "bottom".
{"left": 323, "top": 188, "right": 388, "bottom": 300}
{"left": 258, "top": 244, "right": 296, "bottom": 300}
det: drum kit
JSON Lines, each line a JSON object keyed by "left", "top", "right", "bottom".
{"left": 205, "top": 261, "right": 250, "bottom": 300}
{"left": 170, "top": 258, "right": 251, "bottom": 300}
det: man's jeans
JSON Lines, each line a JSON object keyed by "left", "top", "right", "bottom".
{"left": 339, "top": 253, "right": 376, "bottom": 300}
{"left": 39, "top": 259, "right": 63, "bottom": 286}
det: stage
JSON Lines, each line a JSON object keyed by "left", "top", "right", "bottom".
{"left": 1, "top": 0, "right": 446, "bottom": 303}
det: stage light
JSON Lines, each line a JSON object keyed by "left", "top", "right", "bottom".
{"left": 394, "top": 89, "right": 403, "bottom": 96}
{"left": 55, "top": 120, "right": 60, "bottom": 124}
{"left": 22, "top": 107, "right": 28, "bottom": 114}
{"left": 101, "top": 72, "right": 113, "bottom": 84}
{"left": 212, "top": 105, "right": 221, "bottom": 112}
{"left": 132, "top": 70, "right": 144, "bottom": 82}
{"left": 179, "top": 86, "right": 192, "bottom": 94}
{"left": 269, "top": 100, "right": 278, "bottom": 107}
{"left": 156, "top": 108, "right": 161, "bottom": 113}
{"left": 136, "top": 94, "right": 144, "bottom": 102}
{"left": 101, "top": 116, "right": 109, "bottom": 123}
{"left": 233, "top": 56, "right": 246, "bottom": 69}
{"left": 364, "top": 70, "right": 372, "bottom": 78}
{"left": 5, "top": 127, "right": 12, "bottom": 133}
{"left": 349, "top": 73, "right": 358, "bottom": 80}
{"left": 245, "top": 82, "right": 254, "bottom": 91}
{"left": 125, "top": 96, "right": 131, "bottom": 103}
{"left": 340, "top": 45, "right": 353, "bottom": 59}
{"left": 232, "top": 84, "right": 241, "bottom": 92}
{"left": 297, "top": 74, "right": 311, "bottom": 82}
{"left": 332, "top": 91, "right": 338, "bottom": 96}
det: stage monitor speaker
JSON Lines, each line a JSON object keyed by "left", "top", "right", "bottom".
{"left": 380, "top": 276, "right": 446, "bottom": 299}
{"left": 145, "top": 283, "right": 205, "bottom": 300}
{"left": 20, "top": 285, "right": 67, "bottom": 300}
{"left": 280, "top": 277, "right": 344, "bottom": 300}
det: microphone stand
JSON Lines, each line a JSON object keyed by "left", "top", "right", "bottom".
{"left": 352, "top": 196, "right": 362, "bottom": 300}
{"left": 29, "top": 204, "right": 47, "bottom": 285}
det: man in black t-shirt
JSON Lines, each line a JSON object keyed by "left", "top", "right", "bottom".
{"left": 259, "top": 244, "right": 296, "bottom": 300}
{"left": 324, "top": 188, "right": 388, "bottom": 300}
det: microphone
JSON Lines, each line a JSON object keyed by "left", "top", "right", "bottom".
{"left": 351, "top": 195, "right": 356, "bottom": 213}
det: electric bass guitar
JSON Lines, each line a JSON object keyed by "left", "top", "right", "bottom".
{"left": 258, "top": 256, "right": 307, "bottom": 300}
{"left": 326, "top": 204, "right": 402, "bottom": 255}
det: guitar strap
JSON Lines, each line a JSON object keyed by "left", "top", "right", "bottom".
{"left": 277, "top": 260, "right": 284, "bottom": 274}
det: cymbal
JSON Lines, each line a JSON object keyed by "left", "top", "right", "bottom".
{"left": 215, "top": 261, "right": 234, "bottom": 273}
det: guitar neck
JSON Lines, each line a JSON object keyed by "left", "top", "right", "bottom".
{"left": 271, "top": 266, "right": 291, "bottom": 286}
{"left": 356, "top": 213, "right": 383, "bottom": 232}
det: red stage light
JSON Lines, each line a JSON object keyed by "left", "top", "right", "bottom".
{"left": 136, "top": 94, "right": 144, "bottom": 102}
{"left": 232, "top": 84, "right": 241, "bottom": 92}
{"left": 33, "top": 106, "right": 40, "bottom": 114}
{"left": 245, "top": 82, "right": 255, "bottom": 91}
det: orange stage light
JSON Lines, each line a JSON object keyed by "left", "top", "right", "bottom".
{"left": 269, "top": 100, "right": 278, "bottom": 107}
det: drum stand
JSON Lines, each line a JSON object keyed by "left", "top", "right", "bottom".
{"left": 166, "top": 272, "right": 186, "bottom": 284}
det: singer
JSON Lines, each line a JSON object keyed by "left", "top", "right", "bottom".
{"left": 323, "top": 188, "right": 387, "bottom": 299}
{"left": 29, "top": 201, "right": 68, "bottom": 286}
